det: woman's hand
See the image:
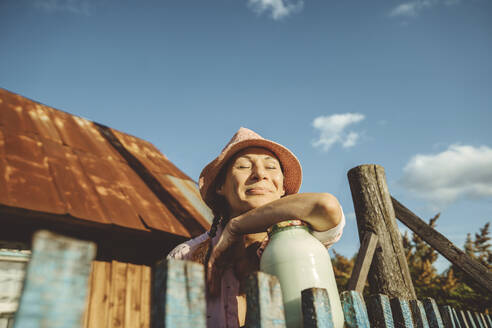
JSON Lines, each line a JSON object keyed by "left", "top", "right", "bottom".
{"left": 207, "top": 220, "right": 241, "bottom": 296}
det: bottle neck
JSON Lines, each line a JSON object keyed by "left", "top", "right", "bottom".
{"left": 268, "top": 220, "right": 310, "bottom": 237}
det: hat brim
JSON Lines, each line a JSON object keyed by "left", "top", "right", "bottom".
{"left": 199, "top": 138, "right": 302, "bottom": 211}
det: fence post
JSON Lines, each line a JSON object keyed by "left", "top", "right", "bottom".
{"left": 340, "top": 290, "right": 370, "bottom": 328}
{"left": 409, "top": 300, "right": 429, "bottom": 328}
{"left": 13, "top": 230, "right": 96, "bottom": 328}
{"left": 390, "top": 298, "right": 414, "bottom": 328}
{"left": 151, "top": 259, "right": 206, "bottom": 328}
{"left": 439, "top": 306, "right": 458, "bottom": 328}
{"left": 244, "top": 271, "right": 286, "bottom": 328}
{"left": 422, "top": 298, "right": 444, "bottom": 328}
{"left": 301, "top": 288, "right": 334, "bottom": 328}
{"left": 347, "top": 164, "right": 416, "bottom": 299}
{"left": 365, "top": 294, "right": 394, "bottom": 328}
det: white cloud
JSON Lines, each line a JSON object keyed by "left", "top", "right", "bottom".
{"left": 311, "top": 113, "right": 365, "bottom": 152}
{"left": 33, "top": 0, "right": 92, "bottom": 15}
{"left": 400, "top": 144, "right": 492, "bottom": 208}
{"left": 247, "top": 0, "right": 303, "bottom": 20}
{"left": 389, "top": 0, "right": 460, "bottom": 18}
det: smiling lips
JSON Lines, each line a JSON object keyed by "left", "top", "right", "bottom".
{"left": 246, "top": 187, "right": 271, "bottom": 195}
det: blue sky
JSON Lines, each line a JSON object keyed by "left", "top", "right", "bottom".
{"left": 1, "top": 0, "right": 491, "bottom": 271}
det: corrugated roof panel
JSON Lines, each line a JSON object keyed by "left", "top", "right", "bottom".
{"left": 26, "top": 104, "right": 63, "bottom": 144}
{"left": 112, "top": 130, "right": 190, "bottom": 180}
{"left": 0, "top": 130, "right": 8, "bottom": 205}
{"left": 3, "top": 132, "right": 65, "bottom": 214}
{"left": 43, "top": 139, "right": 110, "bottom": 224}
{"left": 0, "top": 91, "right": 37, "bottom": 135}
{"left": 76, "top": 151, "right": 148, "bottom": 230}
{"left": 49, "top": 109, "right": 120, "bottom": 160}
{"left": 115, "top": 161, "right": 190, "bottom": 237}
{"left": 154, "top": 173, "right": 211, "bottom": 231}
{"left": 165, "top": 175, "right": 214, "bottom": 225}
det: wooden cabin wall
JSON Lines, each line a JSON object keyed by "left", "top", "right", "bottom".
{"left": 84, "top": 261, "right": 151, "bottom": 328}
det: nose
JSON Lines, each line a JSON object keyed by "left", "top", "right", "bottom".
{"left": 251, "top": 165, "right": 267, "bottom": 180}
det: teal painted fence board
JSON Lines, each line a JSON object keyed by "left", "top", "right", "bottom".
{"left": 410, "top": 300, "right": 430, "bottom": 328}
{"left": 366, "top": 294, "right": 394, "bottom": 328}
{"left": 244, "top": 271, "right": 286, "bottom": 328}
{"left": 301, "top": 288, "right": 334, "bottom": 328}
{"left": 422, "top": 298, "right": 444, "bottom": 328}
{"left": 13, "top": 230, "right": 96, "bottom": 328}
{"left": 451, "top": 308, "right": 463, "bottom": 328}
{"left": 439, "top": 306, "right": 458, "bottom": 328}
{"left": 151, "top": 259, "right": 206, "bottom": 328}
{"left": 465, "top": 311, "right": 478, "bottom": 328}
{"left": 340, "top": 291, "right": 370, "bottom": 328}
{"left": 390, "top": 298, "right": 414, "bottom": 328}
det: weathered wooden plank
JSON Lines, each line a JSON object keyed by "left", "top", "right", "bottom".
{"left": 365, "top": 294, "right": 394, "bottom": 328}
{"left": 479, "top": 314, "right": 490, "bottom": 328}
{"left": 13, "top": 230, "right": 96, "bottom": 328}
{"left": 473, "top": 313, "right": 486, "bottom": 328}
{"left": 140, "top": 265, "right": 151, "bottom": 328}
{"left": 422, "top": 298, "right": 444, "bottom": 328}
{"left": 244, "top": 271, "right": 286, "bottom": 328}
{"left": 301, "top": 288, "right": 334, "bottom": 328}
{"left": 347, "top": 165, "right": 416, "bottom": 299}
{"left": 347, "top": 232, "right": 378, "bottom": 293}
{"left": 390, "top": 298, "right": 414, "bottom": 328}
{"left": 82, "top": 262, "right": 94, "bottom": 328}
{"left": 439, "top": 306, "right": 458, "bottom": 328}
{"left": 486, "top": 314, "right": 492, "bottom": 328}
{"left": 465, "top": 311, "right": 478, "bottom": 328}
{"left": 410, "top": 300, "right": 430, "bottom": 328}
{"left": 451, "top": 308, "right": 463, "bottom": 328}
{"left": 457, "top": 311, "right": 470, "bottom": 328}
{"left": 152, "top": 259, "right": 206, "bottom": 328}
{"left": 87, "top": 261, "right": 111, "bottom": 328}
{"left": 340, "top": 290, "right": 370, "bottom": 328}
{"left": 124, "top": 263, "right": 142, "bottom": 328}
{"left": 392, "top": 197, "right": 492, "bottom": 294}
{"left": 107, "top": 261, "right": 128, "bottom": 328}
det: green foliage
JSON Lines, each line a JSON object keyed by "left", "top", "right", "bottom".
{"left": 331, "top": 217, "right": 492, "bottom": 313}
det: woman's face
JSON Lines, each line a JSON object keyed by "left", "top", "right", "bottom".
{"left": 217, "top": 147, "right": 285, "bottom": 217}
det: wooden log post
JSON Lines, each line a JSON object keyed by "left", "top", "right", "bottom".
{"left": 340, "top": 290, "right": 370, "bottom": 328}
{"left": 13, "top": 230, "right": 96, "bottom": 328}
{"left": 301, "top": 288, "right": 334, "bottom": 328}
{"left": 151, "top": 259, "right": 206, "bottom": 328}
{"left": 365, "top": 294, "right": 394, "bottom": 328}
{"left": 244, "top": 271, "right": 286, "bottom": 328}
{"left": 347, "top": 164, "right": 416, "bottom": 299}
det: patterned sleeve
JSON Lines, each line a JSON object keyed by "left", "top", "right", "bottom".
{"left": 166, "top": 231, "right": 210, "bottom": 260}
{"left": 310, "top": 205, "right": 346, "bottom": 248}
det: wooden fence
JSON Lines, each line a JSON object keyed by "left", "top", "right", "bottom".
{"left": 7, "top": 230, "right": 492, "bottom": 328}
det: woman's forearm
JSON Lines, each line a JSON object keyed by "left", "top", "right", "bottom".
{"left": 229, "top": 193, "right": 342, "bottom": 235}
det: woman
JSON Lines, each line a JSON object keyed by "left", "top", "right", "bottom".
{"left": 168, "top": 127, "right": 345, "bottom": 328}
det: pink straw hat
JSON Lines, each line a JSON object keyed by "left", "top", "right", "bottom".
{"left": 199, "top": 127, "right": 302, "bottom": 211}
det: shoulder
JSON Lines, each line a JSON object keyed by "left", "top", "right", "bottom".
{"left": 167, "top": 231, "right": 210, "bottom": 260}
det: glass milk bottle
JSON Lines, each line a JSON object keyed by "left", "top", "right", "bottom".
{"left": 260, "top": 220, "right": 344, "bottom": 328}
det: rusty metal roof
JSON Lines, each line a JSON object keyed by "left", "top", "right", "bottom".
{"left": 0, "top": 88, "right": 212, "bottom": 238}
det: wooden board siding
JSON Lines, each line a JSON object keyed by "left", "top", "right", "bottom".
{"left": 84, "top": 261, "right": 151, "bottom": 328}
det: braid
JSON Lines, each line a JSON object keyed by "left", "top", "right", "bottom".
{"left": 208, "top": 215, "right": 222, "bottom": 238}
